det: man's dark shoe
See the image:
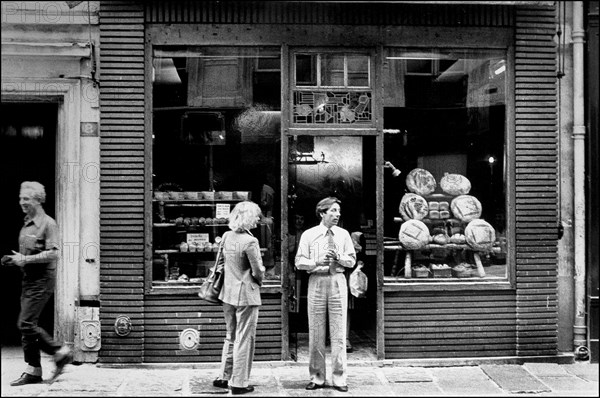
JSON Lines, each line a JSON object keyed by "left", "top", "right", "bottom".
{"left": 51, "top": 346, "right": 73, "bottom": 382}
{"left": 10, "top": 373, "right": 42, "bottom": 386}
{"left": 231, "top": 385, "right": 254, "bottom": 395}
{"left": 213, "top": 379, "right": 228, "bottom": 388}
{"left": 333, "top": 385, "right": 349, "bottom": 392}
{"left": 305, "top": 382, "right": 325, "bottom": 390}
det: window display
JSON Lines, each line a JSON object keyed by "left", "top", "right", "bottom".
{"left": 151, "top": 46, "right": 282, "bottom": 286}
{"left": 382, "top": 48, "right": 508, "bottom": 281}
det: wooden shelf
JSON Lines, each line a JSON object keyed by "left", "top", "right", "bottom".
{"left": 153, "top": 199, "right": 243, "bottom": 204}
{"left": 154, "top": 248, "right": 268, "bottom": 255}
{"left": 384, "top": 244, "right": 501, "bottom": 253}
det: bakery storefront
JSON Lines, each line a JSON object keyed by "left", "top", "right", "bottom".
{"left": 99, "top": 1, "right": 560, "bottom": 363}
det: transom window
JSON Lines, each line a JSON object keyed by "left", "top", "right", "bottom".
{"left": 294, "top": 53, "right": 370, "bottom": 88}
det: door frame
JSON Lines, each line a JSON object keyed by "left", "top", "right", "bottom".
{"left": 280, "top": 46, "right": 385, "bottom": 360}
{"left": 1, "top": 78, "right": 81, "bottom": 347}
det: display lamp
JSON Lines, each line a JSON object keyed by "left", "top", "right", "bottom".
{"left": 384, "top": 161, "right": 401, "bottom": 177}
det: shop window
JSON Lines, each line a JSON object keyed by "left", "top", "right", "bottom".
{"left": 292, "top": 52, "right": 372, "bottom": 124}
{"left": 382, "top": 48, "right": 508, "bottom": 283}
{"left": 151, "top": 46, "right": 282, "bottom": 288}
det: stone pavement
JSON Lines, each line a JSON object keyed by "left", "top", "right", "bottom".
{"left": 1, "top": 345, "right": 598, "bottom": 397}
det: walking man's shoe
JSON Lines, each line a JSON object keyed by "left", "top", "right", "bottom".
{"left": 10, "top": 373, "right": 43, "bottom": 386}
{"left": 333, "top": 385, "right": 349, "bottom": 392}
{"left": 51, "top": 346, "right": 73, "bottom": 382}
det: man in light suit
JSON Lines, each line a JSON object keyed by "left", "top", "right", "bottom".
{"left": 213, "top": 201, "right": 265, "bottom": 395}
{"left": 295, "top": 197, "right": 356, "bottom": 392}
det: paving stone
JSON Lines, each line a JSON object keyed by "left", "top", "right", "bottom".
{"left": 383, "top": 367, "right": 433, "bottom": 383}
{"left": 189, "top": 371, "right": 227, "bottom": 395}
{"left": 524, "top": 362, "right": 570, "bottom": 377}
{"left": 537, "top": 375, "right": 597, "bottom": 393}
{"left": 44, "top": 390, "right": 119, "bottom": 397}
{"left": 347, "top": 369, "right": 383, "bottom": 385}
{"left": 388, "top": 381, "right": 445, "bottom": 396}
{"left": 563, "top": 363, "right": 600, "bottom": 382}
{"left": 431, "top": 366, "right": 504, "bottom": 396}
{"left": 118, "top": 369, "right": 186, "bottom": 396}
{"left": 46, "top": 366, "right": 126, "bottom": 393}
{"left": 480, "top": 364, "right": 551, "bottom": 393}
{"left": 1, "top": 383, "right": 48, "bottom": 397}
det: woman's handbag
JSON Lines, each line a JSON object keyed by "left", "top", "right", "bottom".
{"left": 198, "top": 240, "right": 225, "bottom": 304}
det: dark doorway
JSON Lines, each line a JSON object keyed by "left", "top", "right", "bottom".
{"left": 288, "top": 135, "right": 378, "bottom": 361}
{"left": 0, "top": 103, "right": 57, "bottom": 346}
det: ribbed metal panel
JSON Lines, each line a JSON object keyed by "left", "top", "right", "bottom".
{"left": 146, "top": 1, "right": 514, "bottom": 26}
{"left": 514, "top": 4, "right": 558, "bottom": 357}
{"left": 143, "top": 295, "right": 282, "bottom": 362}
{"left": 99, "top": 0, "right": 146, "bottom": 364}
{"left": 384, "top": 292, "right": 520, "bottom": 359}
{"left": 98, "top": 0, "right": 285, "bottom": 364}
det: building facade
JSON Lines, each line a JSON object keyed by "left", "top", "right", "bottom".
{"left": 3, "top": 0, "right": 595, "bottom": 366}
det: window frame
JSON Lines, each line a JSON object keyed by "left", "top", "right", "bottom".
{"left": 145, "top": 42, "right": 284, "bottom": 295}
{"left": 380, "top": 45, "right": 516, "bottom": 291}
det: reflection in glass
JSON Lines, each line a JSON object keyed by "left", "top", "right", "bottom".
{"left": 321, "top": 54, "right": 345, "bottom": 86}
{"left": 383, "top": 48, "right": 507, "bottom": 281}
{"left": 347, "top": 55, "right": 369, "bottom": 86}
{"left": 151, "top": 46, "right": 282, "bottom": 285}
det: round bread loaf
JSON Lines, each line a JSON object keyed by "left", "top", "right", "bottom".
{"left": 464, "top": 219, "right": 496, "bottom": 251}
{"left": 450, "top": 195, "right": 482, "bottom": 222}
{"left": 398, "top": 219, "right": 431, "bottom": 250}
{"left": 406, "top": 168, "right": 436, "bottom": 196}
{"left": 399, "top": 193, "right": 429, "bottom": 221}
{"left": 440, "top": 172, "right": 471, "bottom": 196}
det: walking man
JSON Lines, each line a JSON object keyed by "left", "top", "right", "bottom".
{"left": 3, "top": 181, "right": 72, "bottom": 385}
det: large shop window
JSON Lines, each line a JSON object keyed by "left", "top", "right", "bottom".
{"left": 151, "top": 46, "right": 282, "bottom": 287}
{"left": 382, "top": 48, "right": 508, "bottom": 283}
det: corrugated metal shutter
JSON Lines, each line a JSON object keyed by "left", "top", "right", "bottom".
{"left": 514, "top": 4, "right": 559, "bottom": 357}
{"left": 145, "top": 1, "right": 513, "bottom": 26}
{"left": 99, "top": 1, "right": 146, "bottom": 363}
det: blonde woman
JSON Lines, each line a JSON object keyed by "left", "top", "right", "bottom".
{"left": 212, "top": 201, "right": 265, "bottom": 395}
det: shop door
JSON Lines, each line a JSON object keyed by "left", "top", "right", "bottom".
{"left": 0, "top": 103, "right": 57, "bottom": 345}
{"left": 286, "top": 134, "right": 378, "bottom": 360}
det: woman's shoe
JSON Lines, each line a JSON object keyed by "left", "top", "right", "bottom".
{"left": 212, "top": 379, "right": 228, "bottom": 388}
{"left": 305, "top": 382, "right": 325, "bottom": 390}
{"left": 231, "top": 385, "right": 254, "bottom": 395}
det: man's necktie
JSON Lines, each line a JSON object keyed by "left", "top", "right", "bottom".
{"left": 326, "top": 228, "right": 335, "bottom": 248}
{"left": 326, "top": 229, "right": 337, "bottom": 274}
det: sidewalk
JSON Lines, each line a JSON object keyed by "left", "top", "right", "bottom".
{"left": 1, "top": 345, "right": 598, "bottom": 396}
